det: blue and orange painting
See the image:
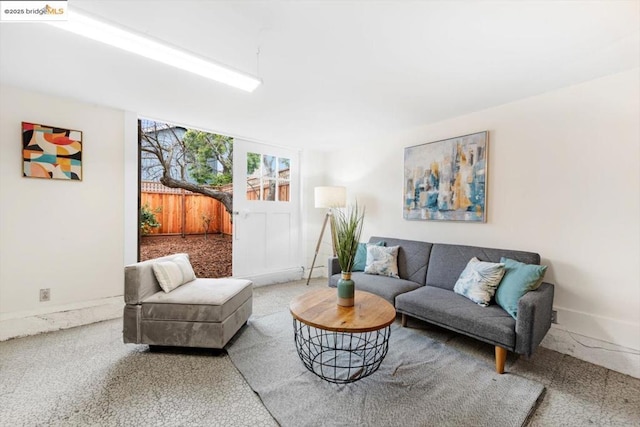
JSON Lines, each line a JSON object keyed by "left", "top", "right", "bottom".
{"left": 403, "top": 131, "right": 488, "bottom": 222}
{"left": 22, "top": 122, "right": 82, "bottom": 180}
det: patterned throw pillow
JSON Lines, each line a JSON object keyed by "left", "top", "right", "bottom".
{"left": 453, "top": 257, "right": 505, "bottom": 306}
{"left": 495, "top": 257, "right": 548, "bottom": 319}
{"left": 364, "top": 245, "right": 400, "bottom": 278}
{"left": 352, "top": 241, "right": 385, "bottom": 272}
{"left": 152, "top": 255, "right": 196, "bottom": 293}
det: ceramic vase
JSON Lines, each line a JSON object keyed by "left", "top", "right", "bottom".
{"left": 337, "top": 272, "right": 355, "bottom": 307}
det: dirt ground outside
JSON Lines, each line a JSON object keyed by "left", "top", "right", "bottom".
{"left": 140, "top": 234, "right": 232, "bottom": 278}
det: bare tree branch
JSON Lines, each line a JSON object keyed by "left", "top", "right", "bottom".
{"left": 140, "top": 120, "right": 234, "bottom": 215}
{"left": 160, "top": 174, "right": 233, "bottom": 214}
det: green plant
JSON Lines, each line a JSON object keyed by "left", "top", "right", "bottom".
{"left": 140, "top": 203, "right": 162, "bottom": 235}
{"left": 330, "top": 203, "right": 365, "bottom": 273}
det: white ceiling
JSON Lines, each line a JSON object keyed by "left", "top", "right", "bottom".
{"left": 1, "top": 1, "right": 638, "bottom": 151}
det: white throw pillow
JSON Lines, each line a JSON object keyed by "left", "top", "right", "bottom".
{"left": 152, "top": 255, "right": 196, "bottom": 293}
{"left": 364, "top": 245, "right": 400, "bottom": 278}
{"left": 453, "top": 257, "right": 505, "bottom": 306}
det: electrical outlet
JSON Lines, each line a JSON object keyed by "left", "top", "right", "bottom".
{"left": 551, "top": 310, "right": 558, "bottom": 324}
{"left": 39, "top": 288, "right": 50, "bottom": 302}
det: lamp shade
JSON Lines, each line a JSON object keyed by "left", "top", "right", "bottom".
{"left": 314, "top": 186, "right": 346, "bottom": 208}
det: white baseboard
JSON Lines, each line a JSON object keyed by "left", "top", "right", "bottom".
{"left": 539, "top": 306, "right": 640, "bottom": 379}
{"left": 541, "top": 326, "right": 640, "bottom": 379}
{"left": 235, "top": 267, "right": 305, "bottom": 287}
{"left": 553, "top": 306, "right": 640, "bottom": 351}
{"left": 0, "top": 296, "right": 123, "bottom": 341}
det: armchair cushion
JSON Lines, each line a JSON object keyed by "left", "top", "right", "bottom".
{"left": 142, "top": 278, "right": 252, "bottom": 322}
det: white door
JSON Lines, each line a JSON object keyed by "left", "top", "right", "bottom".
{"left": 232, "top": 139, "right": 301, "bottom": 284}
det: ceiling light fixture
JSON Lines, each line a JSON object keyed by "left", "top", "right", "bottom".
{"left": 47, "top": 10, "right": 262, "bottom": 92}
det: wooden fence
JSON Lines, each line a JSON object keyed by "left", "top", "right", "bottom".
{"left": 140, "top": 179, "right": 290, "bottom": 236}
{"left": 141, "top": 182, "right": 232, "bottom": 236}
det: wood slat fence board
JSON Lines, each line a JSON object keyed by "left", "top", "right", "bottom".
{"left": 140, "top": 181, "right": 288, "bottom": 236}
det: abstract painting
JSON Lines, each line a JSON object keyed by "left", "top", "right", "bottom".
{"left": 22, "top": 122, "right": 82, "bottom": 180}
{"left": 403, "top": 131, "right": 488, "bottom": 222}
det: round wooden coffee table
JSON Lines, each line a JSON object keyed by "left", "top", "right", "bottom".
{"left": 289, "top": 288, "right": 396, "bottom": 384}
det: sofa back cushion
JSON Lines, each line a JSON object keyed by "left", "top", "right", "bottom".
{"left": 125, "top": 253, "right": 192, "bottom": 304}
{"left": 369, "top": 236, "right": 432, "bottom": 285}
{"left": 426, "top": 244, "right": 540, "bottom": 291}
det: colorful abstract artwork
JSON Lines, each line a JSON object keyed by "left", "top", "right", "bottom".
{"left": 404, "top": 131, "right": 488, "bottom": 222}
{"left": 22, "top": 122, "right": 82, "bottom": 180}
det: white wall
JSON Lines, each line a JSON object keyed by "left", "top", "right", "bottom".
{"left": 327, "top": 69, "right": 640, "bottom": 352}
{"left": 300, "top": 149, "right": 333, "bottom": 279}
{"left": 0, "top": 85, "right": 125, "bottom": 319}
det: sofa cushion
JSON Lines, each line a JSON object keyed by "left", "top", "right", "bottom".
{"left": 152, "top": 255, "right": 196, "bottom": 293}
{"left": 369, "top": 236, "right": 432, "bottom": 285}
{"left": 329, "top": 272, "right": 421, "bottom": 305}
{"left": 141, "top": 278, "right": 252, "bottom": 322}
{"left": 495, "top": 257, "right": 548, "bottom": 319}
{"left": 453, "top": 257, "right": 505, "bottom": 306}
{"left": 426, "top": 244, "right": 540, "bottom": 291}
{"left": 365, "top": 245, "right": 400, "bottom": 278}
{"left": 396, "top": 286, "right": 516, "bottom": 349}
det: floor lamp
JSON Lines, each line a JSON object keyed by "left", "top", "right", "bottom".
{"left": 306, "top": 186, "right": 346, "bottom": 285}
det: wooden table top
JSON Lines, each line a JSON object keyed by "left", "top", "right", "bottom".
{"left": 289, "top": 288, "right": 396, "bottom": 333}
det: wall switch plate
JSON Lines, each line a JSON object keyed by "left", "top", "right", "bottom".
{"left": 551, "top": 310, "right": 558, "bottom": 324}
{"left": 39, "top": 288, "right": 50, "bottom": 302}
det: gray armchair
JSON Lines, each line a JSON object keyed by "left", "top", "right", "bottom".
{"left": 123, "top": 253, "right": 252, "bottom": 349}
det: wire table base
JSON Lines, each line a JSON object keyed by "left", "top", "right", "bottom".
{"left": 293, "top": 318, "right": 391, "bottom": 384}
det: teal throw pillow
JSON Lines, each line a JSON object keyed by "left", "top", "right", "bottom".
{"left": 453, "top": 257, "right": 505, "bottom": 306}
{"left": 495, "top": 257, "right": 547, "bottom": 319}
{"left": 352, "top": 241, "right": 385, "bottom": 272}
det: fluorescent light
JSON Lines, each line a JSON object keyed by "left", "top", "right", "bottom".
{"left": 47, "top": 10, "right": 261, "bottom": 92}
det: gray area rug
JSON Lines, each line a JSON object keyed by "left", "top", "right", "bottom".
{"left": 227, "top": 311, "right": 544, "bottom": 427}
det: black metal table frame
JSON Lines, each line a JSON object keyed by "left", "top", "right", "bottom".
{"left": 292, "top": 318, "right": 391, "bottom": 384}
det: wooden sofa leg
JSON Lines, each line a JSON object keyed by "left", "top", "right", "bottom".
{"left": 401, "top": 314, "right": 407, "bottom": 327}
{"left": 495, "top": 346, "right": 507, "bottom": 374}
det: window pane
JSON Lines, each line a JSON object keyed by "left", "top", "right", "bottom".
{"left": 263, "top": 155, "right": 276, "bottom": 178}
{"left": 246, "top": 154, "right": 291, "bottom": 202}
{"left": 278, "top": 181, "right": 290, "bottom": 201}
{"left": 276, "top": 157, "right": 290, "bottom": 202}
{"left": 263, "top": 179, "right": 276, "bottom": 201}
{"left": 247, "top": 152, "right": 261, "bottom": 201}
{"left": 278, "top": 157, "right": 290, "bottom": 179}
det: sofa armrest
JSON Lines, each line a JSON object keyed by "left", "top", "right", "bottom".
{"left": 514, "top": 282, "right": 555, "bottom": 356}
{"left": 327, "top": 257, "right": 341, "bottom": 284}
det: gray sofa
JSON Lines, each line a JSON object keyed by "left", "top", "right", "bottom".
{"left": 329, "top": 236, "right": 554, "bottom": 373}
{"left": 123, "top": 253, "right": 253, "bottom": 349}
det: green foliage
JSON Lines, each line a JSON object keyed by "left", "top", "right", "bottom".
{"left": 247, "top": 152, "right": 261, "bottom": 175}
{"left": 330, "top": 203, "right": 365, "bottom": 273}
{"left": 140, "top": 203, "right": 162, "bottom": 235}
{"left": 183, "top": 130, "right": 233, "bottom": 186}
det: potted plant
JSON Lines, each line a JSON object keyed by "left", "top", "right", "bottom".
{"left": 330, "top": 203, "right": 365, "bottom": 306}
